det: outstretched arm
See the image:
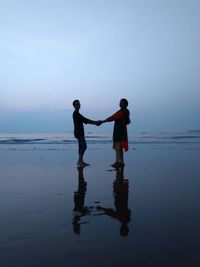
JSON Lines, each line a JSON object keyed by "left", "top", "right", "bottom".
{"left": 87, "top": 119, "right": 102, "bottom": 126}
{"left": 102, "top": 111, "right": 124, "bottom": 123}
{"left": 78, "top": 113, "right": 102, "bottom": 126}
{"left": 87, "top": 112, "right": 124, "bottom": 126}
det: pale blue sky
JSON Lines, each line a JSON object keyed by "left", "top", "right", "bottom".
{"left": 0, "top": 0, "right": 199, "bottom": 133}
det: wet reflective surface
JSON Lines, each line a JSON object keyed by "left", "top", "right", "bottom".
{"left": 0, "top": 142, "right": 200, "bottom": 266}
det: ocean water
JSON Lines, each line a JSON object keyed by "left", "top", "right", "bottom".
{"left": 0, "top": 131, "right": 200, "bottom": 149}
{"left": 0, "top": 132, "right": 200, "bottom": 267}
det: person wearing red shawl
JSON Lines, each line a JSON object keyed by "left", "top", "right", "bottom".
{"left": 102, "top": 98, "right": 131, "bottom": 168}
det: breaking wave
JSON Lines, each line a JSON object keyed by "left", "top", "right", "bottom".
{"left": 0, "top": 132, "right": 200, "bottom": 146}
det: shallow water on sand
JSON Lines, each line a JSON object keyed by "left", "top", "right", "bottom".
{"left": 0, "top": 141, "right": 200, "bottom": 267}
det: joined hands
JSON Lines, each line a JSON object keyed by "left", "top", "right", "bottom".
{"left": 95, "top": 120, "right": 103, "bottom": 126}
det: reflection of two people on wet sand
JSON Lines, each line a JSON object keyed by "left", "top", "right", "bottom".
{"left": 72, "top": 166, "right": 131, "bottom": 237}
{"left": 97, "top": 166, "right": 131, "bottom": 237}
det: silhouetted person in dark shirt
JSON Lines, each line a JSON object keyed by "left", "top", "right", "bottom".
{"left": 72, "top": 99, "right": 101, "bottom": 166}
{"left": 97, "top": 166, "right": 131, "bottom": 237}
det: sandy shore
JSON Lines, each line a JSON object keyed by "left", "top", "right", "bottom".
{"left": 0, "top": 142, "right": 200, "bottom": 267}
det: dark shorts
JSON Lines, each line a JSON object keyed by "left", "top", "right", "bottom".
{"left": 77, "top": 136, "right": 87, "bottom": 155}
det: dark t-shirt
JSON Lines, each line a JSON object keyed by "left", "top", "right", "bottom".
{"left": 73, "top": 111, "right": 89, "bottom": 138}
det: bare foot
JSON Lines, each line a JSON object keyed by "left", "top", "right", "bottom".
{"left": 77, "top": 161, "right": 84, "bottom": 167}
{"left": 111, "top": 162, "right": 124, "bottom": 168}
{"left": 83, "top": 162, "right": 90, "bottom": 166}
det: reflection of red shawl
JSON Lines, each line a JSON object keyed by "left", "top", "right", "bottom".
{"left": 107, "top": 111, "right": 129, "bottom": 151}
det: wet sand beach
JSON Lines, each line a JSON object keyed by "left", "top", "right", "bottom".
{"left": 0, "top": 133, "right": 200, "bottom": 267}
